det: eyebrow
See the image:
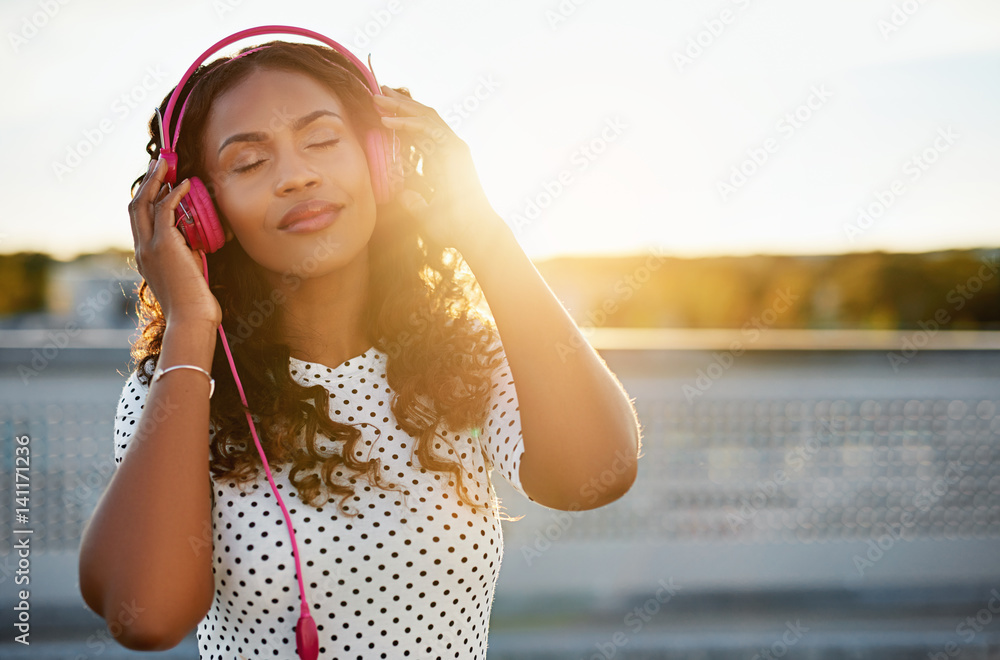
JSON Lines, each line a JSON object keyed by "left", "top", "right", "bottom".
{"left": 217, "top": 109, "right": 344, "bottom": 155}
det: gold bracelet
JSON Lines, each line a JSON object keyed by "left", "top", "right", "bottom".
{"left": 152, "top": 364, "right": 215, "bottom": 398}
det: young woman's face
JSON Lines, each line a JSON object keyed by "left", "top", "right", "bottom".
{"left": 200, "top": 67, "right": 376, "bottom": 281}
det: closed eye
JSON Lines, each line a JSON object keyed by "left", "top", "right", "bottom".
{"left": 233, "top": 160, "right": 265, "bottom": 174}
{"left": 310, "top": 139, "right": 340, "bottom": 149}
{"left": 231, "top": 140, "right": 340, "bottom": 174}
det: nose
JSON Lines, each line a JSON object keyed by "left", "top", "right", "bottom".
{"left": 273, "top": 142, "right": 321, "bottom": 195}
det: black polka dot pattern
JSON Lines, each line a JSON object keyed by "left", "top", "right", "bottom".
{"left": 112, "top": 338, "right": 529, "bottom": 659}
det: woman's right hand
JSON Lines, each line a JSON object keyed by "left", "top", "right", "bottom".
{"left": 128, "top": 158, "right": 223, "bottom": 329}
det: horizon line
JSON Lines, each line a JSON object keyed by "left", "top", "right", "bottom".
{"left": 3, "top": 244, "right": 999, "bottom": 264}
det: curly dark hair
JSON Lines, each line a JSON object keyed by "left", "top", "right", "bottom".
{"left": 127, "top": 40, "right": 512, "bottom": 519}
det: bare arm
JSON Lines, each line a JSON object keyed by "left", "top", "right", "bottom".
{"left": 78, "top": 320, "right": 218, "bottom": 649}
{"left": 461, "top": 216, "right": 642, "bottom": 511}
{"left": 80, "top": 156, "right": 225, "bottom": 649}
{"left": 372, "top": 87, "right": 641, "bottom": 512}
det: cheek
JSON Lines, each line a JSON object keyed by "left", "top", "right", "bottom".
{"left": 211, "top": 179, "right": 260, "bottom": 238}
{"left": 347, "top": 141, "right": 376, "bottom": 196}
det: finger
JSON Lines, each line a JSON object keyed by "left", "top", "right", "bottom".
{"left": 130, "top": 159, "right": 164, "bottom": 245}
{"left": 153, "top": 184, "right": 170, "bottom": 205}
{"left": 380, "top": 115, "right": 450, "bottom": 143}
{"left": 151, "top": 178, "right": 192, "bottom": 241}
{"left": 140, "top": 158, "right": 169, "bottom": 200}
{"left": 380, "top": 85, "right": 416, "bottom": 102}
{"left": 373, "top": 89, "right": 438, "bottom": 118}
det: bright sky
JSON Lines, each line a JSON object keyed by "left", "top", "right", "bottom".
{"left": 1, "top": 0, "right": 998, "bottom": 260}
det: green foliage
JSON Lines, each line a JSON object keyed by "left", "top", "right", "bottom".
{"left": 0, "top": 252, "right": 50, "bottom": 314}
{"left": 2, "top": 248, "right": 998, "bottom": 330}
{"left": 535, "top": 249, "right": 1000, "bottom": 330}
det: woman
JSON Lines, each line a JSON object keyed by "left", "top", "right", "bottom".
{"left": 78, "top": 34, "right": 641, "bottom": 659}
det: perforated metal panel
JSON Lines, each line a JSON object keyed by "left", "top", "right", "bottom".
{"left": 528, "top": 397, "right": 1000, "bottom": 544}
{"left": 2, "top": 398, "right": 119, "bottom": 554}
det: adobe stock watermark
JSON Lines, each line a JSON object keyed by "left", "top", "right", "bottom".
{"left": 211, "top": 0, "right": 251, "bottom": 19}
{"left": 63, "top": 459, "right": 116, "bottom": 512}
{"left": 8, "top": 0, "right": 72, "bottom": 54}
{"left": 352, "top": 0, "right": 409, "bottom": 51}
{"left": 554, "top": 247, "right": 668, "bottom": 363}
{"left": 52, "top": 65, "right": 170, "bottom": 182}
{"left": 224, "top": 243, "right": 453, "bottom": 355}
{"left": 17, "top": 263, "right": 138, "bottom": 384}
{"left": 672, "top": 0, "right": 755, "bottom": 73}
{"left": 749, "top": 620, "right": 810, "bottom": 660}
{"left": 70, "top": 599, "right": 147, "bottom": 656}
{"left": 885, "top": 255, "right": 998, "bottom": 371}
{"left": 116, "top": 394, "right": 183, "bottom": 456}
{"left": 717, "top": 84, "right": 833, "bottom": 202}
{"left": 913, "top": 458, "right": 974, "bottom": 513}
{"left": 877, "top": 0, "right": 932, "bottom": 40}
{"left": 509, "top": 116, "right": 628, "bottom": 235}
{"left": 587, "top": 577, "right": 682, "bottom": 660}
{"left": 520, "top": 446, "right": 637, "bottom": 565}
{"left": 850, "top": 518, "right": 919, "bottom": 576}
{"left": 843, "top": 126, "right": 958, "bottom": 241}
{"left": 927, "top": 588, "right": 1000, "bottom": 659}
{"left": 681, "top": 287, "right": 799, "bottom": 402}
{"left": 384, "top": 72, "right": 496, "bottom": 183}
{"left": 441, "top": 75, "right": 501, "bottom": 131}
{"left": 224, "top": 232, "right": 354, "bottom": 347}
{"left": 852, "top": 457, "right": 972, "bottom": 576}
{"left": 725, "top": 416, "right": 840, "bottom": 534}
{"left": 64, "top": 395, "right": 181, "bottom": 509}
{"left": 545, "top": 0, "right": 591, "bottom": 30}
{"left": 430, "top": 628, "right": 461, "bottom": 656}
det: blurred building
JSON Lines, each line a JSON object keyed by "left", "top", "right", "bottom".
{"left": 1, "top": 330, "right": 999, "bottom": 658}
{"left": 45, "top": 252, "right": 139, "bottom": 329}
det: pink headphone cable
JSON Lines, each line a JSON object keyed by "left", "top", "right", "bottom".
{"left": 154, "top": 28, "right": 397, "bottom": 658}
{"left": 197, "top": 250, "right": 319, "bottom": 659}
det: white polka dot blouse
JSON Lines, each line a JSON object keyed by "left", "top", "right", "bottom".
{"left": 112, "top": 337, "right": 532, "bottom": 659}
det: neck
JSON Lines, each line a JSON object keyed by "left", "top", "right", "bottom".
{"left": 266, "top": 245, "right": 373, "bottom": 369}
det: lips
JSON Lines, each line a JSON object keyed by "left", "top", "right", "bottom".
{"left": 278, "top": 200, "right": 344, "bottom": 232}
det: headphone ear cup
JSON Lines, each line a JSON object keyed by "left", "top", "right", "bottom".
{"left": 176, "top": 177, "right": 227, "bottom": 253}
{"left": 366, "top": 127, "right": 402, "bottom": 205}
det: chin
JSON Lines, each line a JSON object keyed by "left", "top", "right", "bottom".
{"left": 277, "top": 240, "right": 370, "bottom": 281}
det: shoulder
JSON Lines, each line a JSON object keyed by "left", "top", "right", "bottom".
{"left": 113, "top": 362, "right": 156, "bottom": 464}
{"left": 118, "top": 360, "right": 155, "bottom": 404}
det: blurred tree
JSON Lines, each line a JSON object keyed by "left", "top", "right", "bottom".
{"left": 534, "top": 248, "right": 999, "bottom": 331}
{"left": 0, "top": 252, "right": 49, "bottom": 315}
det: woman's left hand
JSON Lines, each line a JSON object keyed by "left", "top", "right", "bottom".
{"left": 373, "top": 86, "right": 506, "bottom": 255}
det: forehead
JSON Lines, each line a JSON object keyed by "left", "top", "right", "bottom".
{"left": 203, "top": 68, "right": 351, "bottom": 144}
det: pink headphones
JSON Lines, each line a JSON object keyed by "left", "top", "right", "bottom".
{"left": 152, "top": 26, "right": 404, "bottom": 660}
{"left": 157, "top": 24, "right": 401, "bottom": 253}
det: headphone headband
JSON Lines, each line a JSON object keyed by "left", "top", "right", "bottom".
{"left": 160, "top": 25, "right": 383, "bottom": 162}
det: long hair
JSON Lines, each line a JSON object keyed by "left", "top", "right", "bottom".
{"left": 128, "top": 41, "right": 508, "bottom": 518}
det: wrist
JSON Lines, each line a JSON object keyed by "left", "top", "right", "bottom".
{"left": 456, "top": 210, "right": 513, "bottom": 265}
{"left": 152, "top": 364, "right": 216, "bottom": 398}
{"left": 166, "top": 315, "right": 220, "bottom": 337}
{"left": 161, "top": 319, "right": 218, "bottom": 370}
